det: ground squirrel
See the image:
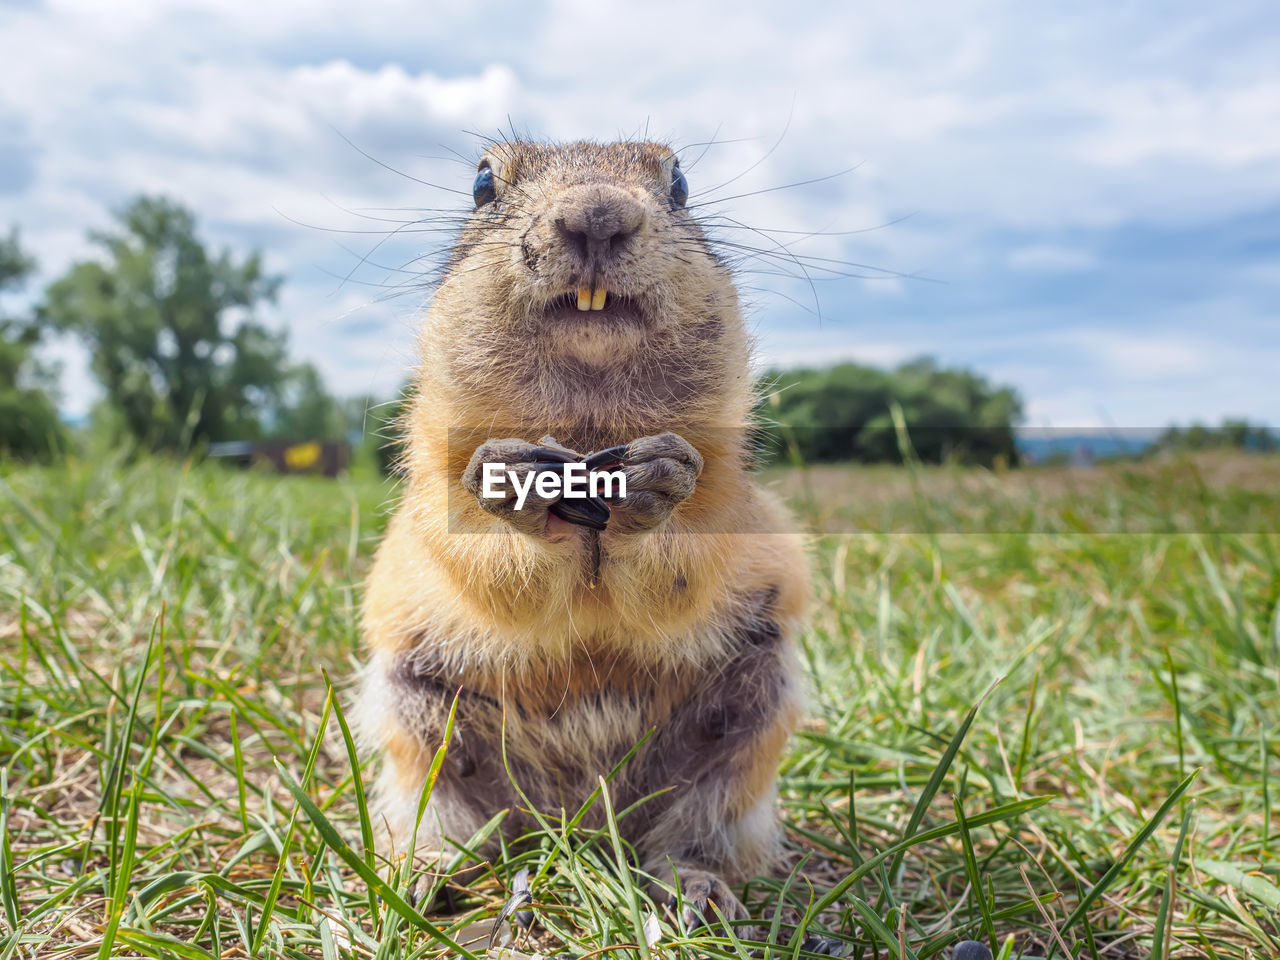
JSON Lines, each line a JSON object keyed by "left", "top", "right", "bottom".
{"left": 356, "top": 138, "right": 810, "bottom": 927}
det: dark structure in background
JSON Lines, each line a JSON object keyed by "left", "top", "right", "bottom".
{"left": 209, "top": 441, "right": 349, "bottom": 477}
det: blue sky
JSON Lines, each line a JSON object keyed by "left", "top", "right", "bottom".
{"left": 1, "top": 0, "right": 1277, "bottom": 427}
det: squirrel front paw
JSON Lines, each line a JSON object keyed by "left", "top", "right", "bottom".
{"left": 461, "top": 437, "right": 580, "bottom": 539}
{"left": 608, "top": 432, "right": 703, "bottom": 533}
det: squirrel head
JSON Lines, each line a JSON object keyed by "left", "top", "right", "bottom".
{"left": 422, "top": 139, "right": 751, "bottom": 438}
{"left": 440, "top": 139, "right": 738, "bottom": 360}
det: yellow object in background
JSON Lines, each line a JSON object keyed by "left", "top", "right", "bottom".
{"left": 284, "top": 442, "right": 321, "bottom": 471}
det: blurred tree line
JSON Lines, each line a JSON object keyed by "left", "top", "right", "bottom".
{"left": 756, "top": 359, "right": 1023, "bottom": 466}
{"left": 10, "top": 195, "right": 1269, "bottom": 473}
{"left": 1, "top": 197, "right": 369, "bottom": 461}
{"left": 4, "top": 194, "right": 1031, "bottom": 472}
{"left": 1148, "top": 420, "right": 1278, "bottom": 455}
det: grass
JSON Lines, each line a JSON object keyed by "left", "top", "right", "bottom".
{"left": 1, "top": 449, "right": 1278, "bottom": 959}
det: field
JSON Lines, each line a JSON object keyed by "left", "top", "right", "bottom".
{"left": 1, "top": 452, "right": 1278, "bottom": 959}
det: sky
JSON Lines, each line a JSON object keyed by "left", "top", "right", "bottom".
{"left": 1, "top": 0, "right": 1277, "bottom": 428}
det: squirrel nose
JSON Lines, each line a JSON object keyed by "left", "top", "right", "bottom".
{"left": 553, "top": 185, "right": 644, "bottom": 267}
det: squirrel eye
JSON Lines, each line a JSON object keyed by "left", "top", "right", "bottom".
{"left": 670, "top": 164, "right": 688, "bottom": 209}
{"left": 473, "top": 166, "right": 496, "bottom": 208}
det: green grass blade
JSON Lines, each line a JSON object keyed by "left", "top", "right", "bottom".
{"left": 1197, "top": 859, "right": 1280, "bottom": 911}
{"left": 116, "top": 929, "right": 217, "bottom": 960}
{"left": 230, "top": 709, "right": 248, "bottom": 835}
{"left": 1151, "top": 800, "right": 1194, "bottom": 960}
{"left": 848, "top": 896, "right": 917, "bottom": 960}
{"left": 598, "top": 775, "right": 649, "bottom": 960}
{"left": 98, "top": 779, "right": 143, "bottom": 960}
{"left": 798, "top": 795, "right": 1053, "bottom": 935}
{"left": 272, "top": 760, "right": 479, "bottom": 959}
{"left": 952, "top": 793, "right": 996, "bottom": 952}
{"left": 887, "top": 679, "right": 999, "bottom": 879}
{"left": 327, "top": 673, "right": 379, "bottom": 925}
{"left": 0, "top": 770, "right": 18, "bottom": 932}
{"left": 403, "top": 687, "right": 459, "bottom": 903}
{"left": 1014, "top": 669, "right": 1039, "bottom": 789}
{"left": 252, "top": 690, "right": 333, "bottom": 954}
{"left": 1050, "top": 768, "right": 1200, "bottom": 957}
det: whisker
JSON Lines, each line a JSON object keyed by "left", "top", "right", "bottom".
{"left": 688, "top": 163, "right": 864, "bottom": 209}
{"left": 685, "top": 100, "right": 796, "bottom": 199}
{"left": 329, "top": 124, "right": 469, "bottom": 196}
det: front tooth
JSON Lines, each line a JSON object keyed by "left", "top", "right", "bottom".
{"left": 591, "top": 287, "right": 607, "bottom": 311}
{"left": 577, "top": 287, "right": 591, "bottom": 311}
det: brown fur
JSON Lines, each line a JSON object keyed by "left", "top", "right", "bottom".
{"left": 356, "top": 139, "right": 810, "bottom": 910}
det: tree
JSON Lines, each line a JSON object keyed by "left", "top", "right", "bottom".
{"left": 1, "top": 228, "right": 65, "bottom": 460}
{"left": 756, "top": 358, "right": 1023, "bottom": 467}
{"left": 267, "top": 362, "right": 346, "bottom": 441}
{"left": 1150, "top": 419, "right": 1277, "bottom": 455}
{"left": 41, "top": 196, "right": 285, "bottom": 449}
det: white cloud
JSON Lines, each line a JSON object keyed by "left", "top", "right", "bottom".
{"left": 760, "top": 343, "right": 917, "bottom": 371}
{"left": 1083, "top": 79, "right": 1280, "bottom": 168}
{"left": 1007, "top": 245, "right": 1098, "bottom": 272}
{"left": 1076, "top": 334, "right": 1207, "bottom": 379}
{"left": 0, "top": 0, "right": 1277, "bottom": 426}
